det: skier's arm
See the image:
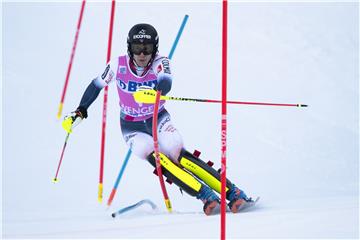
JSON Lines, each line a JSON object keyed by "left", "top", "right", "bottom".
{"left": 152, "top": 57, "right": 172, "bottom": 95}
{"left": 76, "top": 79, "right": 102, "bottom": 118}
{"left": 62, "top": 62, "right": 115, "bottom": 133}
{"left": 76, "top": 62, "right": 116, "bottom": 117}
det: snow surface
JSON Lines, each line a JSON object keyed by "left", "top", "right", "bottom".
{"left": 2, "top": 1, "right": 359, "bottom": 239}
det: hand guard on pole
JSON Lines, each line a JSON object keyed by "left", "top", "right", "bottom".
{"left": 62, "top": 107, "right": 87, "bottom": 133}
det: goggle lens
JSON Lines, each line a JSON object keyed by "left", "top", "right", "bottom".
{"left": 131, "top": 43, "right": 154, "bottom": 55}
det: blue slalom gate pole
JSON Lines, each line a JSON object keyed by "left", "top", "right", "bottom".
{"left": 107, "top": 149, "right": 132, "bottom": 206}
{"left": 111, "top": 199, "right": 157, "bottom": 217}
{"left": 169, "top": 14, "right": 189, "bottom": 60}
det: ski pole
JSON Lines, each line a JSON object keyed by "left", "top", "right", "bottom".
{"left": 133, "top": 90, "right": 308, "bottom": 108}
{"left": 53, "top": 132, "right": 71, "bottom": 183}
{"left": 107, "top": 149, "right": 132, "bottom": 207}
{"left": 168, "top": 14, "right": 189, "bottom": 59}
{"left": 153, "top": 90, "right": 172, "bottom": 212}
{"left": 57, "top": 0, "right": 86, "bottom": 119}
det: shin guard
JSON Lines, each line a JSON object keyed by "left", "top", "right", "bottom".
{"left": 147, "top": 152, "right": 202, "bottom": 197}
{"left": 178, "top": 150, "right": 234, "bottom": 199}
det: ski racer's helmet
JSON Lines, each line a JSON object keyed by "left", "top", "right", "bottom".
{"left": 127, "top": 23, "right": 159, "bottom": 59}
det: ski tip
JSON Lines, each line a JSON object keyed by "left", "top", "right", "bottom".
{"left": 298, "top": 104, "right": 308, "bottom": 107}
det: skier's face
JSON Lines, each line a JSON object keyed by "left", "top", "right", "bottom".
{"left": 133, "top": 53, "right": 152, "bottom": 67}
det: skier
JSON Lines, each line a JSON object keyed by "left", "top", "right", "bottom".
{"left": 62, "top": 23, "right": 254, "bottom": 215}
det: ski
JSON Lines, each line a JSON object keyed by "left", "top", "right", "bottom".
{"left": 111, "top": 199, "right": 157, "bottom": 218}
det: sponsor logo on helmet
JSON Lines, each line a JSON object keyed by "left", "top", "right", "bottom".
{"left": 133, "top": 35, "right": 151, "bottom": 40}
{"left": 133, "top": 29, "right": 151, "bottom": 40}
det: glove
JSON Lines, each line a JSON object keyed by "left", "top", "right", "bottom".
{"left": 62, "top": 107, "right": 87, "bottom": 133}
{"left": 155, "top": 76, "right": 172, "bottom": 95}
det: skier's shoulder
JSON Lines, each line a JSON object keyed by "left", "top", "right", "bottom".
{"left": 152, "top": 54, "right": 170, "bottom": 65}
{"left": 94, "top": 55, "right": 126, "bottom": 88}
{"left": 152, "top": 54, "right": 171, "bottom": 75}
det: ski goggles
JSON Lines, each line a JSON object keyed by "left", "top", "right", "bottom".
{"left": 131, "top": 43, "right": 154, "bottom": 55}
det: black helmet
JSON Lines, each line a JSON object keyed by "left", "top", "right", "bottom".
{"left": 127, "top": 23, "right": 159, "bottom": 59}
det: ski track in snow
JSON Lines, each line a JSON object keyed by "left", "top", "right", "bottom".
{"left": 4, "top": 196, "right": 358, "bottom": 238}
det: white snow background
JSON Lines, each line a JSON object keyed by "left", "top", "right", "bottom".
{"left": 2, "top": 1, "right": 359, "bottom": 239}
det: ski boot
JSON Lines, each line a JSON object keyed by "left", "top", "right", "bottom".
{"left": 227, "top": 184, "right": 254, "bottom": 213}
{"left": 197, "top": 185, "right": 220, "bottom": 216}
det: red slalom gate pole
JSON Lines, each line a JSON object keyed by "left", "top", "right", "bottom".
{"left": 57, "top": 0, "right": 86, "bottom": 119}
{"left": 152, "top": 91, "right": 172, "bottom": 212}
{"left": 98, "top": 0, "right": 116, "bottom": 203}
{"left": 221, "top": 0, "right": 228, "bottom": 239}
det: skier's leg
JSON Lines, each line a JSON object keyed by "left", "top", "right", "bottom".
{"left": 147, "top": 152, "right": 220, "bottom": 215}
{"left": 121, "top": 118, "right": 155, "bottom": 160}
{"left": 178, "top": 149, "right": 251, "bottom": 212}
{"left": 153, "top": 111, "right": 250, "bottom": 212}
{"left": 157, "top": 110, "right": 183, "bottom": 163}
{"left": 121, "top": 117, "right": 220, "bottom": 215}
{"left": 123, "top": 131, "right": 154, "bottom": 160}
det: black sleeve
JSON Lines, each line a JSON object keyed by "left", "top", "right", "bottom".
{"left": 76, "top": 79, "right": 102, "bottom": 118}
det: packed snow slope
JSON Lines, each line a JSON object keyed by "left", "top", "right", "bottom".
{"left": 3, "top": 1, "right": 359, "bottom": 239}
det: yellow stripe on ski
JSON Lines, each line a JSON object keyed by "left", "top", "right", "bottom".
{"left": 156, "top": 152, "right": 202, "bottom": 192}
{"left": 180, "top": 157, "right": 229, "bottom": 194}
